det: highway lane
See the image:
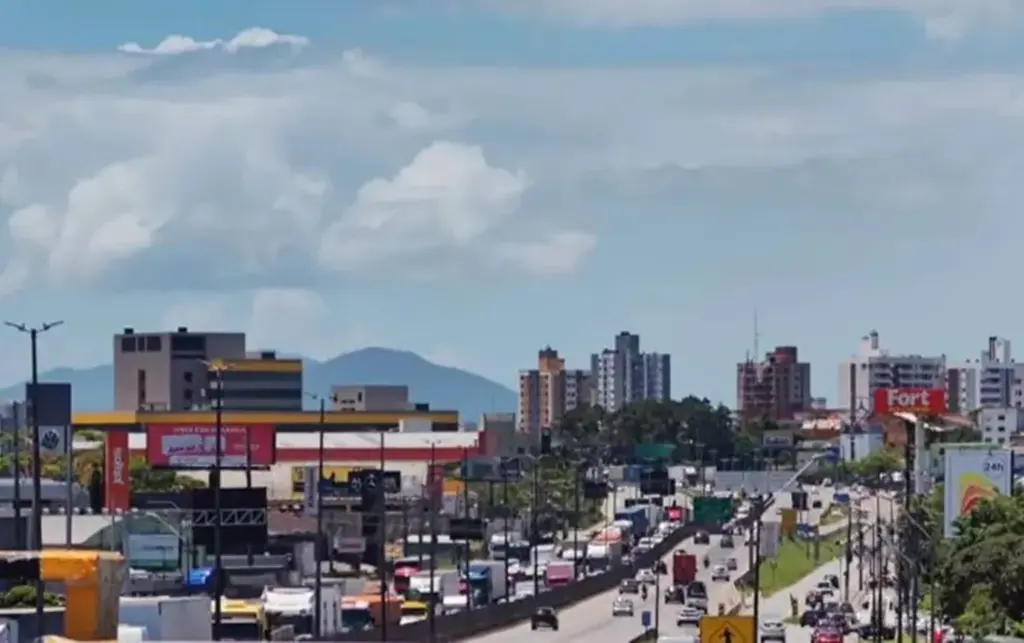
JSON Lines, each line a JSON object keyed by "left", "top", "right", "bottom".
{"left": 471, "top": 488, "right": 813, "bottom": 643}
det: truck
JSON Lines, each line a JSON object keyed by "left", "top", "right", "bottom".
{"left": 262, "top": 585, "right": 343, "bottom": 637}
{"left": 120, "top": 595, "right": 212, "bottom": 641}
{"left": 672, "top": 552, "right": 697, "bottom": 586}
{"left": 341, "top": 595, "right": 402, "bottom": 632}
{"left": 545, "top": 560, "right": 574, "bottom": 588}
{"left": 465, "top": 560, "right": 507, "bottom": 605}
{"left": 585, "top": 540, "right": 623, "bottom": 572}
{"left": 615, "top": 506, "right": 651, "bottom": 538}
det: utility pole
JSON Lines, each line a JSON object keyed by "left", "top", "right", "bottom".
{"left": 212, "top": 367, "right": 224, "bottom": 640}
{"left": 4, "top": 320, "right": 63, "bottom": 624}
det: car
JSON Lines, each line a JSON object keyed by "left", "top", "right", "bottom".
{"left": 725, "top": 558, "right": 738, "bottom": 571}
{"left": 811, "top": 627, "right": 842, "bottom": 643}
{"left": 858, "top": 619, "right": 896, "bottom": 640}
{"left": 711, "top": 565, "right": 730, "bottom": 582}
{"left": 612, "top": 598, "right": 634, "bottom": 617}
{"left": 694, "top": 531, "right": 710, "bottom": 545}
{"left": 823, "top": 574, "right": 840, "bottom": 589}
{"left": 636, "top": 568, "right": 657, "bottom": 584}
{"left": 531, "top": 606, "right": 559, "bottom": 631}
{"left": 664, "top": 585, "right": 685, "bottom": 604}
{"left": 677, "top": 606, "right": 703, "bottom": 626}
{"left": 686, "top": 582, "right": 709, "bottom": 612}
{"left": 800, "top": 609, "right": 827, "bottom": 627}
{"left": 636, "top": 538, "right": 655, "bottom": 554}
{"left": 805, "top": 590, "right": 821, "bottom": 606}
{"left": 720, "top": 535, "right": 734, "bottom": 548}
{"left": 620, "top": 579, "right": 640, "bottom": 594}
{"left": 760, "top": 619, "right": 786, "bottom": 642}
{"left": 812, "top": 499, "right": 823, "bottom": 509}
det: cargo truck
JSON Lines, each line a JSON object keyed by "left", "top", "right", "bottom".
{"left": 545, "top": 560, "right": 574, "bottom": 588}
{"left": 672, "top": 552, "right": 697, "bottom": 586}
{"left": 615, "top": 506, "right": 651, "bottom": 538}
{"left": 465, "top": 560, "right": 507, "bottom": 604}
{"left": 120, "top": 595, "right": 212, "bottom": 641}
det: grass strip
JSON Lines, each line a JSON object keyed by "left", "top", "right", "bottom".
{"left": 750, "top": 530, "right": 846, "bottom": 597}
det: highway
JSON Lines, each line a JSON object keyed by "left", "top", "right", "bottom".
{"left": 471, "top": 487, "right": 832, "bottom": 643}
{"left": 746, "top": 490, "right": 893, "bottom": 643}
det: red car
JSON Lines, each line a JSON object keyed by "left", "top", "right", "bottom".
{"left": 812, "top": 628, "right": 843, "bottom": 643}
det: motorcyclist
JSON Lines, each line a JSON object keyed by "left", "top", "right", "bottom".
{"left": 641, "top": 585, "right": 648, "bottom": 601}
{"left": 703, "top": 555, "right": 710, "bottom": 569}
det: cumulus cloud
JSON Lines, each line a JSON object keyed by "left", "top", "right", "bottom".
{"left": 4, "top": 34, "right": 1024, "bottom": 302}
{"left": 118, "top": 27, "right": 310, "bottom": 55}
{"left": 161, "top": 289, "right": 373, "bottom": 359}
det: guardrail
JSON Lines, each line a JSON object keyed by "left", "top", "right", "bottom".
{"left": 337, "top": 521, "right": 709, "bottom": 642}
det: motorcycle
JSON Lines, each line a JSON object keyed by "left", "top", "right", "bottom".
{"left": 703, "top": 557, "right": 710, "bottom": 569}
{"left": 641, "top": 587, "right": 648, "bottom": 601}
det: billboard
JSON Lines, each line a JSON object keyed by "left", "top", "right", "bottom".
{"left": 460, "top": 456, "right": 522, "bottom": 482}
{"left": 716, "top": 470, "right": 795, "bottom": 494}
{"left": 759, "top": 521, "right": 781, "bottom": 557}
{"left": 873, "top": 388, "right": 947, "bottom": 415}
{"left": 104, "top": 431, "right": 131, "bottom": 512}
{"left": 943, "top": 447, "right": 1012, "bottom": 538}
{"left": 291, "top": 465, "right": 354, "bottom": 498}
{"left": 145, "top": 424, "right": 275, "bottom": 468}
{"left": 126, "top": 534, "right": 180, "bottom": 572}
{"left": 779, "top": 507, "right": 797, "bottom": 537}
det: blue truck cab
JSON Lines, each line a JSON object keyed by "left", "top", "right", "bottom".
{"left": 615, "top": 505, "right": 651, "bottom": 539}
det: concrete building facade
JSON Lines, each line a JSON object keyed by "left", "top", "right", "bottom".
{"left": 836, "top": 330, "right": 946, "bottom": 415}
{"left": 736, "top": 345, "right": 812, "bottom": 421}
{"left": 517, "top": 347, "right": 590, "bottom": 437}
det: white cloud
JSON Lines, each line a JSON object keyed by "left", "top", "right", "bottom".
{"left": 479, "top": 0, "right": 1023, "bottom": 34}
{"left": 496, "top": 230, "right": 596, "bottom": 275}
{"left": 161, "top": 289, "right": 373, "bottom": 358}
{"left": 117, "top": 27, "right": 310, "bottom": 56}
{"left": 4, "top": 38, "right": 1024, "bottom": 302}
{"left": 319, "top": 141, "right": 530, "bottom": 273}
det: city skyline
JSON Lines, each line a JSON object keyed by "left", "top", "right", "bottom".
{"left": 3, "top": 4, "right": 1024, "bottom": 406}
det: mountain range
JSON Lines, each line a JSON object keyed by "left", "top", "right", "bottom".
{"left": 0, "top": 347, "right": 517, "bottom": 421}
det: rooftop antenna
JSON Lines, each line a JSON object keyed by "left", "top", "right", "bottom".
{"left": 753, "top": 310, "right": 760, "bottom": 361}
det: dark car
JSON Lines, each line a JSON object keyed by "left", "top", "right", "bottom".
{"left": 694, "top": 531, "right": 710, "bottom": 545}
{"left": 800, "top": 609, "right": 826, "bottom": 627}
{"left": 531, "top": 606, "right": 559, "bottom": 630}
{"left": 619, "top": 579, "right": 640, "bottom": 594}
{"left": 720, "top": 535, "right": 734, "bottom": 548}
{"left": 664, "top": 585, "right": 685, "bottom": 604}
{"left": 812, "top": 499, "right": 823, "bottom": 509}
{"left": 858, "top": 619, "right": 895, "bottom": 640}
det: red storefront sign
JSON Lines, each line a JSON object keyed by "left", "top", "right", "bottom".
{"left": 146, "top": 424, "right": 276, "bottom": 468}
{"left": 873, "top": 388, "right": 948, "bottom": 415}
{"left": 105, "top": 431, "right": 131, "bottom": 511}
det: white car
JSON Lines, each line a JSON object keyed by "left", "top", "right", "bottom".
{"left": 677, "top": 606, "right": 703, "bottom": 626}
{"left": 711, "top": 565, "right": 730, "bottom": 582}
{"left": 636, "top": 568, "right": 657, "bottom": 584}
{"left": 760, "top": 619, "right": 786, "bottom": 642}
{"left": 636, "top": 538, "right": 655, "bottom": 554}
{"left": 613, "top": 598, "right": 635, "bottom": 617}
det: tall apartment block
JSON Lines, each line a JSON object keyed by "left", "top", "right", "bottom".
{"left": 836, "top": 330, "right": 945, "bottom": 415}
{"left": 114, "top": 327, "right": 303, "bottom": 412}
{"left": 517, "top": 347, "right": 590, "bottom": 437}
{"left": 591, "top": 332, "right": 671, "bottom": 411}
{"left": 736, "top": 345, "right": 812, "bottom": 421}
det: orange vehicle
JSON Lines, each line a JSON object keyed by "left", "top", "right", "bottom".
{"left": 342, "top": 595, "right": 402, "bottom": 627}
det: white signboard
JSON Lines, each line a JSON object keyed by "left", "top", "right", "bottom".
{"left": 759, "top": 521, "right": 781, "bottom": 557}
{"left": 943, "top": 447, "right": 1012, "bottom": 538}
{"left": 715, "top": 471, "right": 795, "bottom": 495}
{"left": 126, "top": 534, "right": 180, "bottom": 572}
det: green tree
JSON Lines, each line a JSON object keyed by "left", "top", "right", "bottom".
{"left": 130, "top": 455, "right": 206, "bottom": 492}
{"left": 842, "top": 447, "right": 903, "bottom": 482}
{"left": 937, "top": 493, "right": 1024, "bottom": 626}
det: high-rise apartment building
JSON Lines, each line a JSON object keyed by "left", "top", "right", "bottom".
{"left": 736, "top": 345, "right": 811, "bottom": 421}
{"left": 836, "top": 330, "right": 946, "bottom": 415}
{"left": 948, "top": 336, "right": 1024, "bottom": 412}
{"left": 517, "top": 347, "right": 590, "bottom": 436}
{"left": 591, "top": 332, "right": 671, "bottom": 411}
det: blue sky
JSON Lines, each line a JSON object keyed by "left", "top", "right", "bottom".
{"left": 2, "top": 1, "right": 1024, "bottom": 408}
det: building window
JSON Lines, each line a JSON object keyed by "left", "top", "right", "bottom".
{"left": 184, "top": 372, "right": 193, "bottom": 383}
{"left": 137, "top": 369, "right": 147, "bottom": 407}
{"left": 145, "top": 336, "right": 162, "bottom": 352}
{"left": 183, "top": 388, "right": 193, "bottom": 401}
{"left": 120, "top": 336, "right": 137, "bottom": 352}
{"left": 357, "top": 391, "right": 364, "bottom": 402}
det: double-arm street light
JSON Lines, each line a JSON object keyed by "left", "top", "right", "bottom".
{"left": 4, "top": 319, "right": 64, "bottom": 624}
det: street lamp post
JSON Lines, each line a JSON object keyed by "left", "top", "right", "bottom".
{"left": 4, "top": 319, "right": 63, "bottom": 623}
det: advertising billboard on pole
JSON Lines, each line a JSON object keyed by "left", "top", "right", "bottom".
{"left": 104, "top": 431, "right": 131, "bottom": 511}
{"left": 873, "top": 388, "right": 948, "bottom": 415}
{"left": 943, "top": 446, "right": 1012, "bottom": 538}
{"left": 146, "top": 424, "right": 275, "bottom": 468}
